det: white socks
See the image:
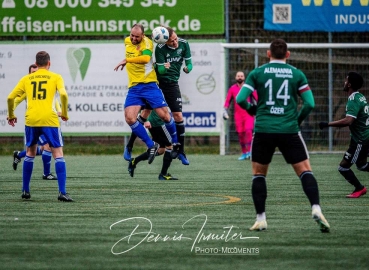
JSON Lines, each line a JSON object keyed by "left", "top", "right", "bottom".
{"left": 256, "top": 212, "right": 266, "bottom": 221}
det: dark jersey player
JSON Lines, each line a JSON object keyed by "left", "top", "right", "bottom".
{"left": 155, "top": 26, "right": 192, "bottom": 166}
{"left": 319, "top": 71, "right": 369, "bottom": 198}
{"left": 236, "top": 39, "right": 330, "bottom": 233}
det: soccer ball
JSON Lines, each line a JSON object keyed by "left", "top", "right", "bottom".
{"left": 151, "top": 26, "right": 169, "bottom": 44}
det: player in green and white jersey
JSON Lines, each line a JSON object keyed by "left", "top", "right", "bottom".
{"left": 319, "top": 71, "right": 369, "bottom": 198}
{"left": 154, "top": 26, "right": 192, "bottom": 165}
{"left": 236, "top": 39, "right": 330, "bottom": 233}
{"left": 127, "top": 109, "right": 178, "bottom": 180}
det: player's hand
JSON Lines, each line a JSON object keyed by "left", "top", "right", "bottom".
{"left": 144, "top": 121, "right": 152, "bottom": 129}
{"left": 164, "top": 62, "right": 170, "bottom": 69}
{"left": 61, "top": 116, "right": 69, "bottom": 121}
{"left": 319, "top": 122, "right": 329, "bottom": 130}
{"left": 222, "top": 108, "right": 229, "bottom": 120}
{"left": 114, "top": 59, "right": 126, "bottom": 71}
{"left": 183, "top": 66, "right": 189, "bottom": 74}
{"left": 246, "top": 104, "right": 257, "bottom": 116}
{"left": 7, "top": 117, "right": 17, "bottom": 127}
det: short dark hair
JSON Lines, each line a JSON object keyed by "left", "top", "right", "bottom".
{"left": 28, "top": 64, "right": 37, "bottom": 74}
{"left": 35, "top": 51, "right": 50, "bottom": 67}
{"left": 132, "top": 23, "right": 144, "bottom": 34}
{"left": 165, "top": 26, "right": 174, "bottom": 38}
{"left": 270, "top": 39, "right": 288, "bottom": 59}
{"left": 347, "top": 71, "right": 363, "bottom": 90}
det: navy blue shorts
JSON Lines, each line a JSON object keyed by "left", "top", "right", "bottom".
{"left": 25, "top": 126, "right": 64, "bottom": 148}
{"left": 37, "top": 134, "right": 48, "bottom": 146}
{"left": 125, "top": 82, "right": 168, "bottom": 109}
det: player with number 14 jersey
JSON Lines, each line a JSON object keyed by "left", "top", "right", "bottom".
{"left": 243, "top": 61, "right": 311, "bottom": 133}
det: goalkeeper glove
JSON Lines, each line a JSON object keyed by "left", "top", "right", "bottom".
{"left": 222, "top": 108, "right": 229, "bottom": 120}
{"left": 246, "top": 104, "right": 257, "bottom": 116}
{"left": 319, "top": 122, "right": 329, "bottom": 130}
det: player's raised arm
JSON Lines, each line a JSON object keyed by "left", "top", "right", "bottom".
{"left": 126, "top": 51, "right": 151, "bottom": 64}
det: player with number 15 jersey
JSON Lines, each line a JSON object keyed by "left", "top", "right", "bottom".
{"left": 8, "top": 68, "right": 68, "bottom": 127}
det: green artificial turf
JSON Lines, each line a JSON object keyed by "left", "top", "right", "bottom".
{"left": 0, "top": 154, "right": 368, "bottom": 270}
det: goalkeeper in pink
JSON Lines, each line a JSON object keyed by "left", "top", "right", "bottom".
{"left": 223, "top": 71, "right": 256, "bottom": 160}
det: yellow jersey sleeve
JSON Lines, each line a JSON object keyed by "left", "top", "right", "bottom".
{"left": 55, "top": 98, "right": 62, "bottom": 113}
{"left": 7, "top": 75, "right": 27, "bottom": 119}
{"left": 14, "top": 93, "right": 26, "bottom": 109}
{"left": 125, "top": 36, "right": 157, "bottom": 88}
{"left": 58, "top": 86, "right": 69, "bottom": 120}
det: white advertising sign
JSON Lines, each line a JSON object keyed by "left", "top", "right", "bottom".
{"left": 0, "top": 41, "right": 224, "bottom": 135}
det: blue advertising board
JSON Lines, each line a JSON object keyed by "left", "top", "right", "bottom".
{"left": 264, "top": 0, "right": 369, "bottom": 32}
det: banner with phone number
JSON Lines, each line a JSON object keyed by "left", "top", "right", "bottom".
{"left": 0, "top": 41, "right": 224, "bottom": 134}
{"left": 0, "top": 0, "right": 224, "bottom": 36}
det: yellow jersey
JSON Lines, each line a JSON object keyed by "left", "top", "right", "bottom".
{"left": 13, "top": 92, "right": 62, "bottom": 113}
{"left": 124, "top": 36, "right": 157, "bottom": 88}
{"left": 7, "top": 68, "right": 68, "bottom": 127}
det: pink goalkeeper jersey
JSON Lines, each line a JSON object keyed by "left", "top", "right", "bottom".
{"left": 224, "top": 83, "right": 256, "bottom": 131}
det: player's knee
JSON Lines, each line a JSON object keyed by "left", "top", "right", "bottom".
{"left": 172, "top": 113, "right": 183, "bottom": 122}
{"left": 163, "top": 114, "right": 172, "bottom": 123}
{"left": 125, "top": 117, "right": 136, "bottom": 125}
{"left": 339, "top": 159, "right": 351, "bottom": 169}
{"left": 338, "top": 165, "right": 349, "bottom": 173}
{"left": 154, "top": 108, "right": 170, "bottom": 121}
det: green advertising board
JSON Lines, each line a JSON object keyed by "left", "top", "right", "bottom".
{"left": 0, "top": 0, "right": 224, "bottom": 36}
